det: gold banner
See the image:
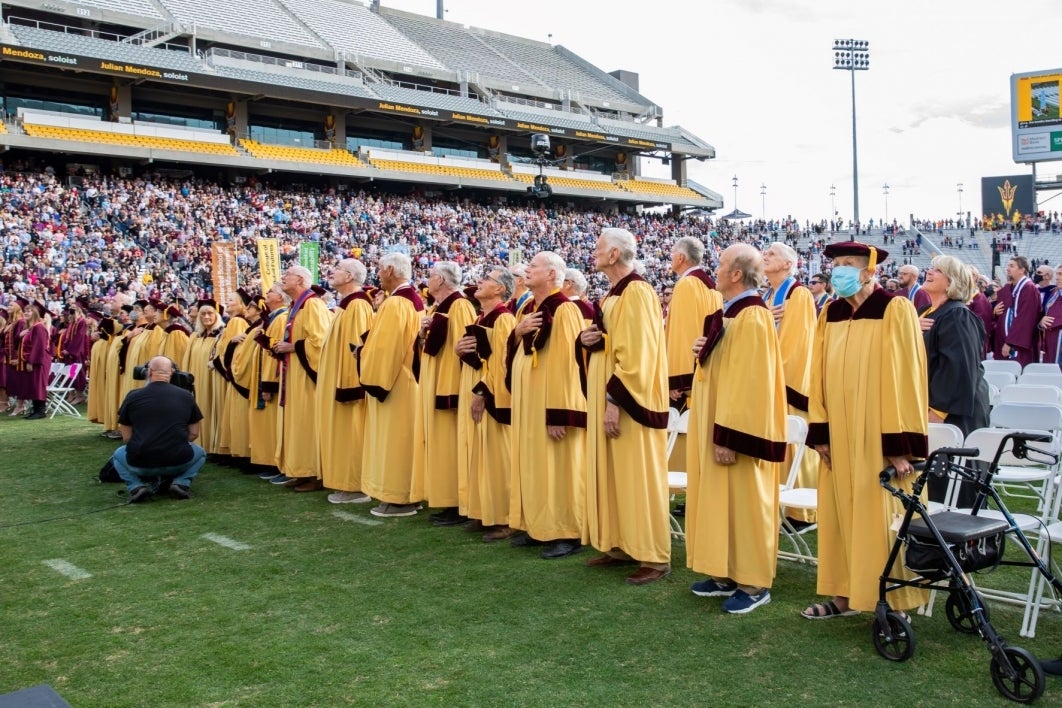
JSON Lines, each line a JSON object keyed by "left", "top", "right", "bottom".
{"left": 257, "top": 238, "right": 281, "bottom": 292}
{"left": 211, "top": 241, "right": 238, "bottom": 311}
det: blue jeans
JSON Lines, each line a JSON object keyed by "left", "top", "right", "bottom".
{"left": 112, "top": 444, "right": 206, "bottom": 493}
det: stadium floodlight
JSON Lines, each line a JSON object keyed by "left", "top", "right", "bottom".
{"left": 760, "top": 183, "right": 767, "bottom": 221}
{"left": 957, "top": 182, "right": 964, "bottom": 219}
{"left": 832, "top": 39, "right": 870, "bottom": 228}
{"left": 882, "top": 183, "right": 890, "bottom": 225}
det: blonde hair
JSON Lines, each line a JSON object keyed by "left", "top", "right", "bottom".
{"left": 932, "top": 255, "right": 977, "bottom": 303}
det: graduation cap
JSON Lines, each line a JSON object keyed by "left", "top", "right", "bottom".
{"left": 197, "top": 298, "right": 217, "bottom": 310}
{"left": 75, "top": 296, "right": 92, "bottom": 310}
{"left": 165, "top": 304, "right": 183, "bottom": 319}
{"left": 14, "top": 296, "right": 30, "bottom": 309}
{"left": 148, "top": 298, "right": 165, "bottom": 311}
{"left": 31, "top": 300, "right": 48, "bottom": 318}
{"left": 120, "top": 304, "right": 135, "bottom": 314}
{"left": 99, "top": 318, "right": 116, "bottom": 335}
{"left": 823, "top": 241, "right": 888, "bottom": 271}
{"left": 236, "top": 288, "right": 254, "bottom": 307}
{"left": 133, "top": 299, "right": 148, "bottom": 309}
{"left": 85, "top": 311, "right": 103, "bottom": 323}
{"left": 248, "top": 293, "right": 267, "bottom": 312}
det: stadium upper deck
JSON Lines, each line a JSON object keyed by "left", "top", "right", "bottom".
{"left": 0, "top": 0, "right": 721, "bottom": 210}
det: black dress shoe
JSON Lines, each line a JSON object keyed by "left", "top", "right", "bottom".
{"left": 24, "top": 411, "right": 46, "bottom": 420}
{"left": 430, "top": 507, "right": 468, "bottom": 526}
{"left": 509, "top": 531, "right": 545, "bottom": 547}
{"left": 540, "top": 539, "right": 582, "bottom": 559}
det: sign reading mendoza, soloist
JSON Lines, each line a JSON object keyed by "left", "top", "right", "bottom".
{"left": 1, "top": 45, "right": 190, "bottom": 81}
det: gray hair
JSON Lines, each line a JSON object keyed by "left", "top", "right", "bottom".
{"left": 899, "top": 264, "right": 920, "bottom": 277}
{"left": 269, "top": 283, "right": 293, "bottom": 305}
{"left": 564, "top": 268, "right": 588, "bottom": 295}
{"left": 380, "top": 252, "right": 412, "bottom": 281}
{"left": 600, "top": 227, "right": 637, "bottom": 266}
{"left": 490, "top": 268, "right": 516, "bottom": 301}
{"left": 728, "top": 244, "right": 764, "bottom": 291}
{"left": 509, "top": 263, "right": 528, "bottom": 279}
{"left": 673, "top": 236, "right": 704, "bottom": 266}
{"left": 433, "top": 261, "right": 462, "bottom": 289}
{"left": 287, "top": 265, "right": 313, "bottom": 287}
{"left": 337, "top": 258, "right": 367, "bottom": 285}
{"left": 538, "top": 251, "right": 567, "bottom": 289}
{"left": 770, "top": 241, "right": 799, "bottom": 277}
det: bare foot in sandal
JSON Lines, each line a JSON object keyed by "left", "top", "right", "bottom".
{"left": 801, "top": 598, "right": 859, "bottom": 620}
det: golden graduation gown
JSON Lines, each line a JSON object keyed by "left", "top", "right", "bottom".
{"left": 212, "top": 316, "right": 248, "bottom": 455}
{"left": 118, "top": 325, "right": 165, "bottom": 402}
{"left": 360, "top": 285, "right": 424, "bottom": 504}
{"left": 807, "top": 289, "right": 929, "bottom": 611}
{"left": 226, "top": 321, "right": 260, "bottom": 459}
{"left": 102, "top": 332, "right": 126, "bottom": 431}
{"left": 316, "top": 291, "right": 374, "bottom": 491}
{"left": 161, "top": 325, "right": 190, "bottom": 374}
{"left": 508, "top": 293, "right": 587, "bottom": 541}
{"left": 249, "top": 308, "right": 287, "bottom": 467}
{"left": 86, "top": 336, "right": 109, "bottom": 423}
{"left": 770, "top": 282, "right": 820, "bottom": 522}
{"left": 412, "top": 291, "right": 477, "bottom": 507}
{"left": 580, "top": 274, "right": 671, "bottom": 564}
{"left": 182, "top": 328, "right": 221, "bottom": 454}
{"left": 686, "top": 297, "right": 787, "bottom": 589}
{"left": 276, "top": 294, "right": 329, "bottom": 478}
{"left": 457, "top": 305, "right": 516, "bottom": 524}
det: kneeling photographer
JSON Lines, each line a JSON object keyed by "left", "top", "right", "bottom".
{"left": 112, "top": 356, "right": 205, "bottom": 503}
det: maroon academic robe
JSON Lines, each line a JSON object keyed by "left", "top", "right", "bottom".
{"left": 60, "top": 316, "right": 90, "bottom": 391}
{"left": 1041, "top": 291, "right": 1062, "bottom": 364}
{"left": 897, "top": 284, "right": 932, "bottom": 312}
{"left": 993, "top": 277, "right": 1040, "bottom": 368}
{"left": 967, "top": 292, "right": 994, "bottom": 358}
{"left": 20, "top": 321, "right": 52, "bottom": 401}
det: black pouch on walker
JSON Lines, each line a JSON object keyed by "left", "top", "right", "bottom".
{"left": 903, "top": 511, "right": 1008, "bottom": 579}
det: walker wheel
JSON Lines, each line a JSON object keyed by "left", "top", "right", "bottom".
{"left": 945, "top": 591, "right": 990, "bottom": 634}
{"left": 990, "top": 646, "right": 1043, "bottom": 703}
{"left": 871, "top": 612, "right": 915, "bottom": 662}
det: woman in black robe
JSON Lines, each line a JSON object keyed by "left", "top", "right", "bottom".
{"left": 918, "top": 255, "right": 991, "bottom": 505}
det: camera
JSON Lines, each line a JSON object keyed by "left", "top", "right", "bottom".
{"left": 527, "top": 173, "right": 552, "bottom": 199}
{"left": 530, "top": 133, "right": 550, "bottom": 158}
{"left": 133, "top": 363, "right": 196, "bottom": 394}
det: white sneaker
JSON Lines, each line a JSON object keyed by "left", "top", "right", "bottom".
{"left": 328, "top": 491, "right": 372, "bottom": 504}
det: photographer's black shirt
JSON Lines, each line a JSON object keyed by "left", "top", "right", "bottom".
{"left": 118, "top": 382, "right": 204, "bottom": 468}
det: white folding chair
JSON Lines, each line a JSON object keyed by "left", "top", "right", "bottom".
{"left": 666, "top": 409, "right": 690, "bottom": 542}
{"left": 982, "top": 359, "right": 1022, "bottom": 377}
{"left": 999, "top": 384, "right": 1062, "bottom": 405}
{"left": 46, "top": 363, "right": 82, "bottom": 419}
{"left": 778, "top": 415, "right": 816, "bottom": 564}
{"left": 1024, "top": 363, "right": 1062, "bottom": 375}
{"left": 926, "top": 423, "right": 966, "bottom": 513}
{"left": 1018, "top": 372, "right": 1062, "bottom": 389}
{"left": 983, "top": 370, "right": 1016, "bottom": 391}
{"left": 989, "top": 403, "right": 1062, "bottom": 507}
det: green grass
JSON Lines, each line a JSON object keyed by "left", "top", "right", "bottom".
{"left": 2, "top": 413, "right": 1062, "bottom": 706}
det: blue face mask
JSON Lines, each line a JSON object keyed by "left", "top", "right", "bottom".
{"left": 831, "top": 265, "right": 864, "bottom": 298}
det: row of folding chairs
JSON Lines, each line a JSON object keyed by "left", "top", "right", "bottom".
{"left": 982, "top": 360, "right": 1062, "bottom": 377}
{"left": 45, "top": 362, "right": 82, "bottom": 419}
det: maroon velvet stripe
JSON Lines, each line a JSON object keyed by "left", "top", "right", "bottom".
{"left": 882, "top": 432, "right": 928, "bottom": 458}
{"left": 668, "top": 373, "right": 693, "bottom": 391}
{"left": 233, "top": 382, "right": 250, "bottom": 400}
{"left": 785, "top": 386, "right": 809, "bottom": 413}
{"left": 458, "top": 351, "right": 483, "bottom": 370}
{"left": 545, "top": 408, "right": 587, "bottom": 428}
{"left": 335, "top": 387, "right": 365, "bottom": 403}
{"left": 606, "top": 376, "right": 669, "bottom": 429}
{"left": 294, "top": 340, "right": 317, "bottom": 385}
{"left": 435, "top": 394, "right": 460, "bottom": 410}
{"left": 260, "top": 381, "right": 279, "bottom": 394}
{"left": 806, "top": 421, "right": 830, "bottom": 447}
{"left": 363, "top": 384, "right": 389, "bottom": 402}
{"left": 712, "top": 423, "right": 786, "bottom": 462}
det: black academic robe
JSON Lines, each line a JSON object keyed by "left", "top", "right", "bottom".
{"left": 921, "top": 299, "right": 991, "bottom": 505}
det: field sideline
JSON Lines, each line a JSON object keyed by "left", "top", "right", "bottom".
{"left": 2, "top": 413, "right": 1062, "bottom": 706}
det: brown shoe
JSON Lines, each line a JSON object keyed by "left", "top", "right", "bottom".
{"left": 625, "top": 566, "right": 672, "bottom": 586}
{"left": 482, "top": 526, "right": 518, "bottom": 543}
{"left": 292, "top": 479, "right": 324, "bottom": 492}
{"left": 586, "top": 554, "right": 639, "bottom": 568}
{"left": 464, "top": 519, "right": 486, "bottom": 532}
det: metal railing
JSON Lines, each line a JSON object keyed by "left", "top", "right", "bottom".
{"left": 205, "top": 47, "right": 363, "bottom": 82}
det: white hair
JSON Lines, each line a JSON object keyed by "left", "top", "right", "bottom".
{"left": 600, "top": 227, "right": 637, "bottom": 266}
{"left": 287, "top": 265, "right": 313, "bottom": 286}
{"left": 673, "top": 236, "right": 704, "bottom": 266}
{"left": 770, "top": 241, "right": 798, "bottom": 277}
{"left": 563, "top": 268, "right": 588, "bottom": 295}
{"left": 433, "top": 261, "right": 462, "bottom": 289}
{"left": 380, "top": 252, "right": 412, "bottom": 281}
{"left": 538, "top": 251, "right": 567, "bottom": 289}
{"left": 337, "top": 258, "right": 367, "bottom": 285}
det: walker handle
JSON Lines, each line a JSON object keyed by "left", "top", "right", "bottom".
{"left": 880, "top": 461, "right": 926, "bottom": 484}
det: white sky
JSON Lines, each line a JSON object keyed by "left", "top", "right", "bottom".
{"left": 379, "top": 0, "right": 1061, "bottom": 223}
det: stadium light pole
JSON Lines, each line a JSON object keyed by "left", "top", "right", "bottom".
{"left": 957, "top": 182, "right": 964, "bottom": 222}
{"left": 882, "top": 182, "right": 890, "bottom": 226}
{"left": 832, "top": 39, "right": 870, "bottom": 229}
{"left": 760, "top": 183, "right": 767, "bottom": 221}
{"left": 830, "top": 184, "right": 836, "bottom": 233}
{"left": 732, "top": 175, "right": 739, "bottom": 211}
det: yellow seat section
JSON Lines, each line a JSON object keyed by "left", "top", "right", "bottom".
{"left": 0, "top": 122, "right": 7, "bottom": 134}
{"left": 512, "top": 172, "right": 619, "bottom": 192}
{"left": 23, "top": 122, "right": 238, "bottom": 156}
{"left": 618, "top": 180, "right": 702, "bottom": 200}
{"left": 239, "top": 139, "right": 363, "bottom": 167}
{"left": 368, "top": 157, "right": 508, "bottom": 181}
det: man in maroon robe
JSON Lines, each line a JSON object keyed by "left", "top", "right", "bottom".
{"left": 993, "top": 256, "right": 1040, "bottom": 368}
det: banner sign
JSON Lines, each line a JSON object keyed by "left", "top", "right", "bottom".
{"left": 981, "top": 174, "right": 1036, "bottom": 225}
{"left": 211, "top": 241, "right": 238, "bottom": 310}
{"left": 299, "top": 241, "right": 320, "bottom": 284}
{"left": 1011, "top": 68, "right": 1062, "bottom": 163}
{"left": 257, "top": 238, "right": 281, "bottom": 293}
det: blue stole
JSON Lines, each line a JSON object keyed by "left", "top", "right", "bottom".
{"left": 281, "top": 290, "right": 315, "bottom": 405}
{"left": 907, "top": 283, "right": 921, "bottom": 302}
{"left": 1005, "top": 276, "right": 1030, "bottom": 360}
{"left": 762, "top": 277, "right": 796, "bottom": 328}
{"left": 256, "top": 306, "right": 288, "bottom": 409}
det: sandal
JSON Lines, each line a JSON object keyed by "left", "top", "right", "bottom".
{"left": 801, "top": 600, "right": 859, "bottom": 620}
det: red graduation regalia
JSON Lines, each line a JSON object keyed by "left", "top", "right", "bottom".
{"left": 967, "top": 292, "right": 994, "bottom": 358}
{"left": 993, "top": 277, "right": 1040, "bottom": 368}
{"left": 1042, "top": 290, "right": 1062, "bottom": 364}
{"left": 20, "top": 321, "right": 53, "bottom": 401}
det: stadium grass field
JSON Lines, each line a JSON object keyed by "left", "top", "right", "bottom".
{"left": 2, "top": 413, "right": 1062, "bottom": 706}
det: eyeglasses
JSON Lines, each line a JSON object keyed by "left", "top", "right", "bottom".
{"left": 482, "top": 274, "right": 504, "bottom": 286}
